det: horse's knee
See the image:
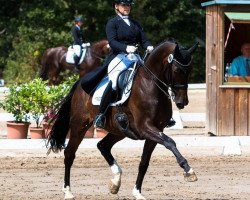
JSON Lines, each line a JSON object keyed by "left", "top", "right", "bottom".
{"left": 162, "top": 134, "right": 176, "bottom": 149}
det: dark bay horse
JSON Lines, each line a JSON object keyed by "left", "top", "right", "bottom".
{"left": 40, "top": 39, "right": 110, "bottom": 85}
{"left": 47, "top": 40, "right": 199, "bottom": 199}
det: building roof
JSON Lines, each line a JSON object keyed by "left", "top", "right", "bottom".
{"left": 202, "top": 0, "right": 250, "bottom": 7}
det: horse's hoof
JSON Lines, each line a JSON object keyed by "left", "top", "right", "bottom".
{"left": 183, "top": 168, "right": 198, "bottom": 182}
{"left": 109, "top": 179, "right": 120, "bottom": 194}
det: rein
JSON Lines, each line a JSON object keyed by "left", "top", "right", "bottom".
{"left": 138, "top": 52, "right": 191, "bottom": 99}
{"left": 138, "top": 60, "right": 172, "bottom": 99}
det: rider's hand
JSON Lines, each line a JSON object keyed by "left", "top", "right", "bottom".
{"left": 146, "top": 46, "right": 154, "bottom": 53}
{"left": 82, "top": 43, "right": 90, "bottom": 47}
{"left": 126, "top": 45, "right": 137, "bottom": 53}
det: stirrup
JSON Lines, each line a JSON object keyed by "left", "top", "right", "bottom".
{"left": 94, "top": 114, "right": 106, "bottom": 129}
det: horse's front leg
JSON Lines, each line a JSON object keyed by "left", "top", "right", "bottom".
{"left": 160, "top": 132, "right": 198, "bottom": 182}
{"left": 97, "top": 132, "right": 125, "bottom": 194}
{"left": 133, "top": 139, "right": 157, "bottom": 200}
{"left": 141, "top": 124, "right": 197, "bottom": 182}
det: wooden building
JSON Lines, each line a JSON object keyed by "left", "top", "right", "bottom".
{"left": 201, "top": 1, "right": 250, "bottom": 136}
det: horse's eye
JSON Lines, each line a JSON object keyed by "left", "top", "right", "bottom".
{"left": 173, "top": 67, "right": 179, "bottom": 73}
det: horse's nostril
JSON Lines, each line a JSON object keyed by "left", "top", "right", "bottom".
{"left": 176, "top": 103, "right": 184, "bottom": 109}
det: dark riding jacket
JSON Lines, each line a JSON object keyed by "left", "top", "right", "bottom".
{"left": 80, "top": 15, "right": 151, "bottom": 94}
{"left": 106, "top": 15, "right": 151, "bottom": 57}
{"left": 71, "top": 25, "right": 85, "bottom": 45}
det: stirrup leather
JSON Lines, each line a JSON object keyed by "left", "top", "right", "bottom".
{"left": 94, "top": 114, "right": 106, "bottom": 129}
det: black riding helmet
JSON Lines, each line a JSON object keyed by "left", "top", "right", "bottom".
{"left": 74, "top": 17, "right": 83, "bottom": 23}
{"left": 113, "top": 0, "right": 134, "bottom": 7}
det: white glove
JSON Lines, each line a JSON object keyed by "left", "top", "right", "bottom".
{"left": 82, "top": 43, "right": 90, "bottom": 47}
{"left": 126, "top": 45, "right": 137, "bottom": 53}
{"left": 146, "top": 46, "right": 154, "bottom": 53}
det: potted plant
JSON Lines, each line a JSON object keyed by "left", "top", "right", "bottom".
{"left": 0, "top": 84, "right": 32, "bottom": 139}
{"left": 27, "top": 79, "right": 50, "bottom": 139}
{"left": 43, "top": 76, "right": 76, "bottom": 138}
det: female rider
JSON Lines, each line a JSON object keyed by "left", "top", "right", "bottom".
{"left": 94, "top": 0, "right": 154, "bottom": 129}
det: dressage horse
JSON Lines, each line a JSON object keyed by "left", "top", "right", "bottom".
{"left": 47, "top": 40, "right": 199, "bottom": 200}
{"left": 40, "top": 40, "right": 110, "bottom": 85}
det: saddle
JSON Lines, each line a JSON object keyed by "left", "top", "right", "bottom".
{"left": 92, "top": 62, "right": 138, "bottom": 106}
{"left": 65, "top": 43, "right": 89, "bottom": 65}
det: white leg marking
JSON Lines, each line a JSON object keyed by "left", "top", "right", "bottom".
{"left": 109, "top": 161, "right": 122, "bottom": 194}
{"left": 110, "top": 161, "right": 122, "bottom": 186}
{"left": 188, "top": 168, "right": 194, "bottom": 174}
{"left": 111, "top": 161, "right": 122, "bottom": 174}
{"left": 62, "top": 186, "right": 74, "bottom": 199}
{"left": 132, "top": 185, "right": 146, "bottom": 200}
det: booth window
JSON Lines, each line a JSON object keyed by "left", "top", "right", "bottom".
{"left": 224, "top": 12, "right": 250, "bottom": 85}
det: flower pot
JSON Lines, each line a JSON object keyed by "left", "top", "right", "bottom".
{"left": 30, "top": 127, "right": 45, "bottom": 139}
{"left": 43, "top": 122, "right": 54, "bottom": 138}
{"left": 94, "top": 128, "right": 108, "bottom": 138}
{"left": 6, "top": 121, "right": 30, "bottom": 139}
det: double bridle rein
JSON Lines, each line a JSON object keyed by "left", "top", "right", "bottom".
{"left": 139, "top": 52, "right": 192, "bottom": 100}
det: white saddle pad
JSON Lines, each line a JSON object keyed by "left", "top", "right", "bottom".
{"left": 66, "top": 44, "right": 88, "bottom": 64}
{"left": 92, "top": 67, "right": 136, "bottom": 106}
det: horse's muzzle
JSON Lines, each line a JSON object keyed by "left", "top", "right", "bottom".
{"left": 175, "top": 98, "right": 189, "bottom": 110}
{"left": 176, "top": 102, "right": 185, "bottom": 109}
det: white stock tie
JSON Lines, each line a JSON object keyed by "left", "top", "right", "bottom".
{"left": 122, "top": 16, "right": 130, "bottom": 26}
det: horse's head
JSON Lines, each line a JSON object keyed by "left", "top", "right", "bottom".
{"left": 166, "top": 42, "right": 199, "bottom": 109}
{"left": 145, "top": 40, "right": 198, "bottom": 110}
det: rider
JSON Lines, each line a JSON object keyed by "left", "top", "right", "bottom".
{"left": 71, "top": 16, "right": 85, "bottom": 71}
{"left": 94, "top": 0, "right": 154, "bottom": 129}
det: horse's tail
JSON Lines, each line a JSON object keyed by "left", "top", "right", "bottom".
{"left": 46, "top": 80, "right": 80, "bottom": 154}
{"left": 40, "top": 49, "right": 49, "bottom": 81}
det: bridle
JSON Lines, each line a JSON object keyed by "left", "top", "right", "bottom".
{"left": 167, "top": 53, "right": 192, "bottom": 90}
{"left": 139, "top": 50, "right": 192, "bottom": 100}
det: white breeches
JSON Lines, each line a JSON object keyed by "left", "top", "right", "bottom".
{"left": 108, "top": 53, "right": 139, "bottom": 90}
{"left": 72, "top": 45, "right": 81, "bottom": 57}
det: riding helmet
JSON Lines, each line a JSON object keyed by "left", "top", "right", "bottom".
{"left": 113, "top": 0, "right": 134, "bottom": 7}
{"left": 74, "top": 17, "right": 83, "bottom": 23}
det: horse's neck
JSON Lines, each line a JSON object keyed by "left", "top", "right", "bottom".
{"left": 92, "top": 40, "right": 108, "bottom": 56}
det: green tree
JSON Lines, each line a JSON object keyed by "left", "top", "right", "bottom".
{"left": 0, "top": 0, "right": 205, "bottom": 84}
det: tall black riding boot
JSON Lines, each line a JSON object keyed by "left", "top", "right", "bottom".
{"left": 94, "top": 81, "right": 114, "bottom": 129}
{"left": 73, "top": 55, "right": 80, "bottom": 72}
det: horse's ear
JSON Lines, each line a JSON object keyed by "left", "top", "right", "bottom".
{"left": 188, "top": 42, "right": 199, "bottom": 55}
{"left": 174, "top": 43, "right": 181, "bottom": 58}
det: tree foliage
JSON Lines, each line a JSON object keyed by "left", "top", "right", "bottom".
{"left": 0, "top": 0, "right": 205, "bottom": 84}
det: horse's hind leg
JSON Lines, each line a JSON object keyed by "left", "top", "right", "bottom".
{"left": 63, "top": 123, "right": 91, "bottom": 199}
{"left": 97, "top": 133, "right": 125, "bottom": 194}
{"left": 133, "top": 139, "right": 157, "bottom": 200}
